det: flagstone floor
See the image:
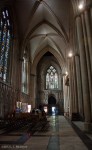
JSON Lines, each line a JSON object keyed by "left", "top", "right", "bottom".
{"left": 24, "top": 116, "right": 91, "bottom": 150}
{"left": 0, "top": 116, "right": 92, "bottom": 150}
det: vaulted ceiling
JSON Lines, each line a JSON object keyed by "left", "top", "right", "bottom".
{"left": 14, "top": 0, "right": 74, "bottom": 66}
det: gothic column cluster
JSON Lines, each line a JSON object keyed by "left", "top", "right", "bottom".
{"left": 30, "top": 74, "right": 36, "bottom": 109}
{"left": 63, "top": 75, "right": 69, "bottom": 117}
{"left": 65, "top": 1, "right": 92, "bottom": 131}
{"left": 67, "top": 56, "right": 78, "bottom": 120}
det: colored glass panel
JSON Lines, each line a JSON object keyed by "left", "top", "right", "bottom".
{"left": 0, "top": 9, "right": 12, "bottom": 81}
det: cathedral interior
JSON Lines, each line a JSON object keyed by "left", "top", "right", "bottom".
{"left": 0, "top": 0, "right": 92, "bottom": 149}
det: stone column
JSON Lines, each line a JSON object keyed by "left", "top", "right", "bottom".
{"left": 81, "top": 13, "right": 92, "bottom": 118}
{"left": 68, "top": 58, "right": 73, "bottom": 119}
{"left": 40, "top": 91, "right": 45, "bottom": 104}
{"left": 30, "top": 74, "right": 36, "bottom": 109}
{"left": 84, "top": 10, "right": 92, "bottom": 71}
{"left": 63, "top": 76, "right": 67, "bottom": 115}
{"left": 75, "top": 55, "right": 84, "bottom": 118}
{"left": 63, "top": 76, "right": 69, "bottom": 116}
{"left": 72, "top": 56, "right": 78, "bottom": 114}
{"left": 27, "top": 61, "right": 31, "bottom": 106}
{"left": 76, "top": 16, "right": 91, "bottom": 131}
{"left": 70, "top": 57, "right": 75, "bottom": 114}
{"left": 68, "top": 56, "right": 79, "bottom": 120}
{"left": 91, "top": 8, "right": 92, "bottom": 21}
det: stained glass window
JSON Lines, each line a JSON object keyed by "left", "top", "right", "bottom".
{"left": 0, "top": 9, "right": 12, "bottom": 82}
{"left": 46, "top": 66, "right": 58, "bottom": 89}
{"left": 21, "top": 52, "right": 29, "bottom": 94}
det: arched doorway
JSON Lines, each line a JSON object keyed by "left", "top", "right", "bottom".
{"left": 48, "top": 96, "right": 58, "bottom": 115}
{"left": 48, "top": 96, "right": 56, "bottom": 105}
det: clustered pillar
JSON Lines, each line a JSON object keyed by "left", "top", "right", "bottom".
{"left": 76, "top": 15, "right": 91, "bottom": 131}
{"left": 30, "top": 74, "right": 36, "bottom": 109}
{"left": 68, "top": 56, "right": 79, "bottom": 120}
{"left": 68, "top": 4, "right": 92, "bottom": 131}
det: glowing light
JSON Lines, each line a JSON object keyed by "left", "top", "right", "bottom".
{"left": 28, "top": 105, "right": 31, "bottom": 113}
{"left": 78, "top": 2, "right": 84, "bottom": 10}
{"left": 66, "top": 71, "right": 68, "bottom": 75}
{"left": 44, "top": 106, "right": 48, "bottom": 113}
{"left": 52, "top": 107, "right": 56, "bottom": 115}
{"left": 68, "top": 52, "right": 73, "bottom": 57}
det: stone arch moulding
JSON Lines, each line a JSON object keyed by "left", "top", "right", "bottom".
{"left": 31, "top": 46, "right": 65, "bottom": 74}
{"left": 48, "top": 94, "right": 57, "bottom": 105}
{"left": 48, "top": 93, "right": 56, "bottom": 99}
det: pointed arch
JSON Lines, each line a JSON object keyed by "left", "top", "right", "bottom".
{"left": 32, "top": 36, "right": 65, "bottom": 63}
{"left": 31, "top": 46, "right": 65, "bottom": 74}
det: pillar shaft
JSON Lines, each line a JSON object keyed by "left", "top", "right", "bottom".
{"left": 81, "top": 13, "right": 92, "bottom": 118}
{"left": 30, "top": 74, "right": 36, "bottom": 109}
{"left": 63, "top": 76, "right": 69, "bottom": 115}
{"left": 84, "top": 10, "right": 92, "bottom": 73}
{"left": 68, "top": 58, "right": 73, "bottom": 118}
{"left": 73, "top": 57, "right": 78, "bottom": 113}
{"left": 76, "top": 16, "right": 91, "bottom": 123}
{"left": 75, "top": 55, "right": 84, "bottom": 117}
{"left": 91, "top": 8, "right": 92, "bottom": 21}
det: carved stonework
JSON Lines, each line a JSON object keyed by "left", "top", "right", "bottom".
{"left": 65, "top": 75, "right": 69, "bottom": 86}
{"left": 0, "top": 81, "right": 17, "bottom": 118}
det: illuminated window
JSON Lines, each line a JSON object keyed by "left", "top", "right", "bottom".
{"left": 46, "top": 66, "right": 58, "bottom": 89}
{"left": 21, "top": 52, "right": 29, "bottom": 94}
{"left": 0, "top": 9, "right": 12, "bottom": 82}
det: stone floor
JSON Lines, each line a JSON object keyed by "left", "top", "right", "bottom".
{"left": 0, "top": 116, "right": 92, "bottom": 150}
{"left": 25, "top": 116, "right": 88, "bottom": 150}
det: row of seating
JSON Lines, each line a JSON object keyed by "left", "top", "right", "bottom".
{"left": 0, "top": 112, "right": 47, "bottom": 134}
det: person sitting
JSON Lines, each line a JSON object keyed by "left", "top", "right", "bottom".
{"left": 32, "top": 109, "right": 35, "bottom": 114}
{"left": 41, "top": 110, "right": 47, "bottom": 120}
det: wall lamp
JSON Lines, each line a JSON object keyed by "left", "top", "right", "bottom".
{"left": 68, "top": 52, "right": 73, "bottom": 58}
{"left": 65, "top": 71, "right": 68, "bottom": 75}
{"left": 78, "top": 2, "right": 84, "bottom": 10}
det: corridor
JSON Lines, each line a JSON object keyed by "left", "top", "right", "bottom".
{"left": 0, "top": 0, "right": 92, "bottom": 149}
{"left": 25, "top": 116, "right": 92, "bottom": 150}
{"left": 0, "top": 116, "right": 92, "bottom": 150}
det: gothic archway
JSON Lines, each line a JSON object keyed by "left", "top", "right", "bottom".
{"left": 48, "top": 96, "right": 56, "bottom": 105}
{"left": 48, "top": 95, "right": 58, "bottom": 115}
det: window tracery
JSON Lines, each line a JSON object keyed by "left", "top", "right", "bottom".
{"left": 0, "top": 9, "right": 12, "bottom": 82}
{"left": 46, "top": 66, "right": 58, "bottom": 89}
